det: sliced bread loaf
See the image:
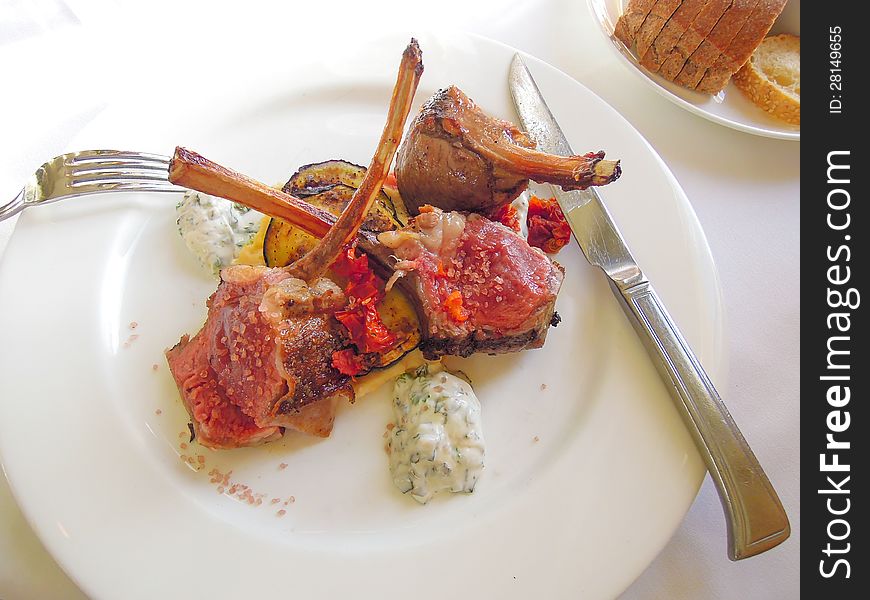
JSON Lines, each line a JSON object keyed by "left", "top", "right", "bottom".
{"left": 695, "top": 0, "right": 788, "bottom": 93}
{"left": 640, "top": 0, "right": 707, "bottom": 72}
{"left": 732, "top": 33, "right": 800, "bottom": 123}
{"left": 658, "top": 0, "right": 733, "bottom": 81}
{"left": 674, "top": 0, "right": 759, "bottom": 89}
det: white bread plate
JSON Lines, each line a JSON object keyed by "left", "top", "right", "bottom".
{"left": 588, "top": 0, "right": 800, "bottom": 140}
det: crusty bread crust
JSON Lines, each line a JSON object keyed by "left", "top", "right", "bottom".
{"left": 732, "top": 33, "right": 800, "bottom": 124}
{"left": 675, "top": 0, "right": 759, "bottom": 88}
{"left": 695, "top": 0, "right": 788, "bottom": 93}
{"left": 640, "top": 0, "right": 707, "bottom": 72}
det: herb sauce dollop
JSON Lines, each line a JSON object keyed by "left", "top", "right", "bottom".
{"left": 388, "top": 363, "right": 485, "bottom": 504}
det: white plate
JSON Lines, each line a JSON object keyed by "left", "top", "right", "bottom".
{"left": 588, "top": 0, "right": 800, "bottom": 140}
{"left": 0, "top": 32, "right": 723, "bottom": 599}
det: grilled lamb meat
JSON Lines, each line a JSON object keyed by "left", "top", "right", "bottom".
{"left": 375, "top": 207, "right": 563, "bottom": 358}
{"left": 171, "top": 148, "right": 565, "bottom": 361}
{"left": 395, "top": 86, "right": 621, "bottom": 214}
{"left": 166, "top": 267, "right": 351, "bottom": 448}
{"left": 166, "top": 40, "right": 424, "bottom": 448}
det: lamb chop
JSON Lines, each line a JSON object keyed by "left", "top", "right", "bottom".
{"left": 165, "top": 39, "right": 424, "bottom": 449}
{"left": 395, "top": 85, "right": 621, "bottom": 214}
{"left": 165, "top": 268, "right": 350, "bottom": 447}
{"left": 376, "top": 207, "right": 563, "bottom": 357}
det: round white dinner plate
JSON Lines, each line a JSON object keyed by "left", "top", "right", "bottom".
{"left": 587, "top": 0, "right": 800, "bottom": 140}
{"left": 0, "top": 31, "right": 723, "bottom": 599}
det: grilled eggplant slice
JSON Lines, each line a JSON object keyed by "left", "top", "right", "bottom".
{"left": 263, "top": 188, "right": 399, "bottom": 268}
{"left": 371, "top": 286, "right": 422, "bottom": 367}
{"left": 263, "top": 217, "right": 319, "bottom": 267}
{"left": 307, "top": 184, "right": 399, "bottom": 233}
{"left": 284, "top": 159, "right": 367, "bottom": 195}
{"left": 381, "top": 185, "right": 411, "bottom": 227}
{"left": 284, "top": 159, "right": 410, "bottom": 227}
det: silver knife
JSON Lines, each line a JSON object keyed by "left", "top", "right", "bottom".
{"left": 509, "top": 54, "right": 789, "bottom": 561}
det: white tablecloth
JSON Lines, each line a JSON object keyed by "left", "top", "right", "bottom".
{"left": 0, "top": 1, "right": 799, "bottom": 598}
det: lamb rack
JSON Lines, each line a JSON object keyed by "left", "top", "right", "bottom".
{"left": 170, "top": 151, "right": 565, "bottom": 360}
{"left": 395, "top": 85, "right": 621, "bottom": 214}
{"left": 165, "top": 39, "right": 423, "bottom": 449}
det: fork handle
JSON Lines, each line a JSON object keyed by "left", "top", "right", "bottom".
{"left": 615, "top": 279, "right": 790, "bottom": 560}
{"left": 0, "top": 188, "right": 26, "bottom": 223}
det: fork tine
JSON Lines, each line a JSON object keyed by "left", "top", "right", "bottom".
{"left": 69, "top": 180, "right": 184, "bottom": 195}
{"left": 69, "top": 170, "right": 172, "bottom": 186}
{"left": 69, "top": 159, "right": 170, "bottom": 174}
{"left": 64, "top": 150, "right": 171, "bottom": 165}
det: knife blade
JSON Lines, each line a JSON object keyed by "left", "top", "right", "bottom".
{"left": 509, "top": 54, "right": 789, "bottom": 561}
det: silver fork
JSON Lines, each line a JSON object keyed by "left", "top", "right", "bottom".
{"left": 1, "top": 150, "right": 183, "bottom": 222}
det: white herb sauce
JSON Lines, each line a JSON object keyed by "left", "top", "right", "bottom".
{"left": 388, "top": 363, "right": 485, "bottom": 504}
{"left": 176, "top": 191, "right": 262, "bottom": 277}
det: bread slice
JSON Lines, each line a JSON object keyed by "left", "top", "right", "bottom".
{"left": 695, "top": 0, "right": 788, "bottom": 93}
{"left": 640, "top": 0, "right": 707, "bottom": 72}
{"left": 634, "top": 0, "right": 683, "bottom": 60}
{"left": 659, "top": 0, "right": 732, "bottom": 81}
{"left": 674, "top": 0, "right": 759, "bottom": 89}
{"left": 732, "top": 33, "right": 800, "bottom": 123}
{"left": 614, "top": 0, "right": 658, "bottom": 47}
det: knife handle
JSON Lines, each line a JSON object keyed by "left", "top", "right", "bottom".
{"left": 616, "top": 280, "right": 790, "bottom": 560}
